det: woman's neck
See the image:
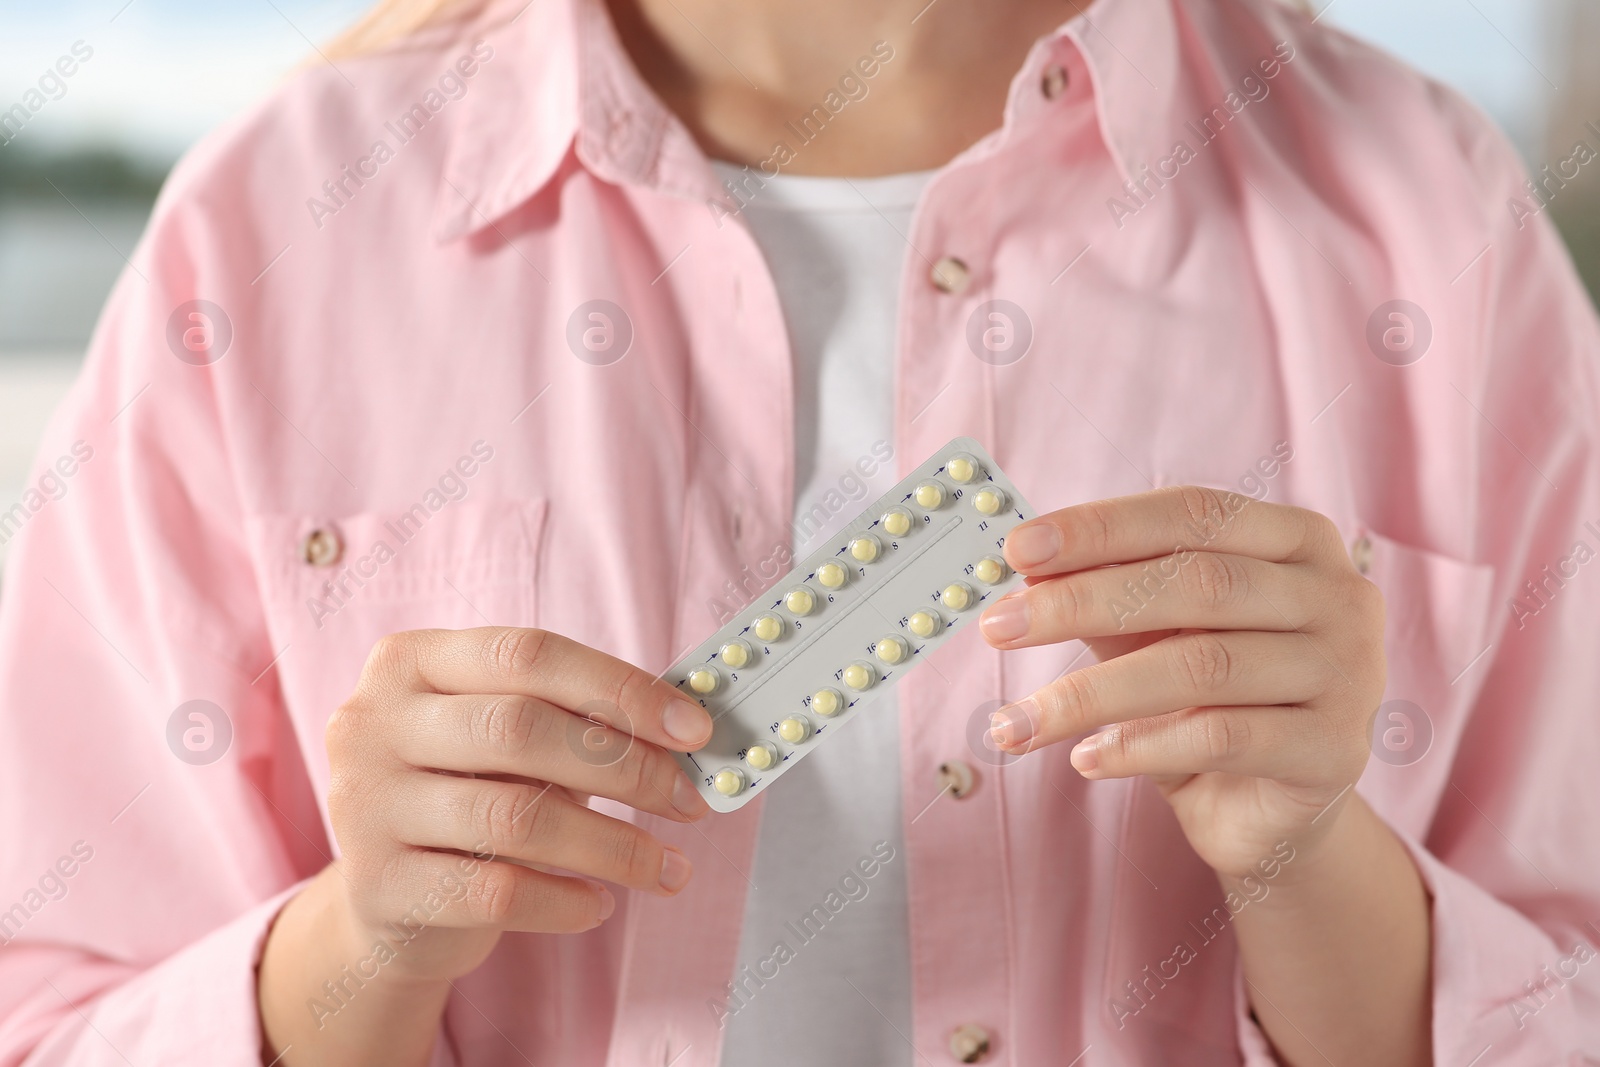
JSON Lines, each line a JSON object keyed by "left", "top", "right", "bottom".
{"left": 606, "top": 0, "right": 1073, "bottom": 174}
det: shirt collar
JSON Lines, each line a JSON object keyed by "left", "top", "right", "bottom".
{"left": 1060, "top": 0, "right": 1185, "bottom": 187}
{"left": 434, "top": 0, "right": 1183, "bottom": 241}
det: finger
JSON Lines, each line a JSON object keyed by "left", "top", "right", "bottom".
{"left": 980, "top": 552, "right": 1325, "bottom": 647}
{"left": 361, "top": 628, "right": 713, "bottom": 751}
{"left": 989, "top": 630, "right": 1339, "bottom": 750}
{"left": 392, "top": 694, "right": 710, "bottom": 820}
{"left": 398, "top": 773, "right": 694, "bottom": 898}
{"left": 357, "top": 848, "right": 614, "bottom": 935}
{"left": 1069, "top": 705, "right": 1371, "bottom": 789}
{"left": 1001, "top": 485, "right": 1344, "bottom": 576}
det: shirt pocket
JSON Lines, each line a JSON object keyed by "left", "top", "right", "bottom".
{"left": 1349, "top": 520, "right": 1496, "bottom": 834}
{"left": 245, "top": 497, "right": 547, "bottom": 792}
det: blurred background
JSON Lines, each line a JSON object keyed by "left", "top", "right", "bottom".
{"left": 1, "top": 0, "right": 1598, "bottom": 568}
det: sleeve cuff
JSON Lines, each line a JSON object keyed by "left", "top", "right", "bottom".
{"left": 25, "top": 883, "right": 306, "bottom": 1066}
{"left": 1231, "top": 820, "right": 1599, "bottom": 1065}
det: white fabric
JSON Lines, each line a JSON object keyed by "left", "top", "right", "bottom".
{"left": 712, "top": 161, "right": 933, "bottom": 1067}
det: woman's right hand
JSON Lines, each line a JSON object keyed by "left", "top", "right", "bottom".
{"left": 259, "top": 626, "right": 714, "bottom": 1065}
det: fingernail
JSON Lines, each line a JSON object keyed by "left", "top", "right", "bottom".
{"left": 1007, "top": 523, "right": 1061, "bottom": 569}
{"left": 597, "top": 886, "right": 616, "bottom": 921}
{"left": 980, "top": 593, "right": 1030, "bottom": 643}
{"left": 673, "top": 773, "right": 710, "bottom": 817}
{"left": 663, "top": 696, "right": 712, "bottom": 746}
{"left": 659, "top": 848, "right": 693, "bottom": 893}
{"left": 1070, "top": 736, "right": 1100, "bottom": 775}
{"left": 989, "top": 698, "right": 1038, "bottom": 747}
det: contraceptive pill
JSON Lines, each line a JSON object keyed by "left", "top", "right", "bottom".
{"left": 881, "top": 507, "right": 913, "bottom": 537}
{"left": 816, "top": 561, "right": 849, "bottom": 589}
{"left": 972, "top": 487, "right": 1008, "bottom": 515}
{"left": 842, "top": 661, "right": 876, "bottom": 690}
{"left": 668, "top": 436, "right": 1034, "bottom": 811}
{"left": 875, "top": 635, "right": 910, "bottom": 664}
{"left": 785, "top": 587, "right": 817, "bottom": 616}
{"left": 947, "top": 453, "right": 983, "bottom": 483}
{"left": 941, "top": 582, "right": 976, "bottom": 611}
{"left": 973, "top": 556, "right": 1007, "bottom": 584}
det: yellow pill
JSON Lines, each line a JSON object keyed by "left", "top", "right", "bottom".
{"left": 777, "top": 716, "right": 812, "bottom": 744}
{"left": 720, "top": 640, "right": 752, "bottom": 669}
{"left": 713, "top": 769, "right": 746, "bottom": 796}
{"left": 973, "top": 556, "right": 1007, "bottom": 584}
{"left": 881, "top": 508, "right": 913, "bottom": 537}
{"left": 753, "top": 613, "right": 785, "bottom": 641}
{"left": 973, "top": 487, "right": 1008, "bottom": 515}
{"left": 816, "top": 561, "right": 848, "bottom": 589}
{"left": 907, "top": 609, "right": 942, "bottom": 637}
{"left": 842, "top": 662, "right": 876, "bottom": 691}
{"left": 947, "top": 454, "right": 982, "bottom": 483}
{"left": 745, "top": 743, "right": 777, "bottom": 771}
{"left": 785, "top": 587, "right": 817, "bottom": 616}
{"left": 942, "top": 582, "right": 975, "bottom": 611}
{"left": 811, "top": 687, "right": 844, "bottom": 716}
{"left": 688, "top": 668, "right": 720, "bottom": 694}
{"left": 849, "top": 536, "right": 880, "bottom": 563}
{"left": 914, "top": 481, "right": 946, "bottom": 509}
{"left": 875, "top": 635, "right": 909, "bottom": 665}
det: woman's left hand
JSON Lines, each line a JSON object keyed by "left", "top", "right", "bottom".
{"left": 978, "top": 485, "right": 1387, "bottom": 881}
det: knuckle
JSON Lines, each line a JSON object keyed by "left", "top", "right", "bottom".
{"left": 1175, "top": 484, "right": 1230, "bottom": 535}
{"left": 1185, "top": 552, "right": 1242, "bottom": 610}
{"left": 605, "top": 826, "right": 660, "bottom": 887}
{"left": 1043, "top": 671, "right": 1099, "bottom": 733}
{"left": 324, "top": 697, "right": 361, "bottom": 758}
{"left": 621, "top": 746, "right": 663, "bottom": 805}
{"left": 1197, "top": 709, "right": 1248, "bottom": 763}
{"left": 465, "top": 862, "right": 519, "bottom": 926}
{"left": 485, "top": 627, "right": 550, "bottom": 680}
{"left": 608, "top": 666, "right": 656, "bottom": 724}
{"left": 472, "top": 696, "right": 545, "bottom": 759}
{"left": 1172, "top": 633, "right": 1234, "bottom": 694}
{"left": 1104, "top": 721, "right": 1139, "bottom": 765}
{"left": 1296, "top": 508, "right": 1342, "bottom": 560}
{"left": 1354, "top": 575, "right": 1387, "bottom": 630}
{"left": 1044, "top": 577, "right": 1092, "bottom": 632}
{"left": 324, "top": 764, "right": 377, "bottom": 837}
{"left": 364, "top": 631, "right": 415, "bottom": 681}
{"left": 1077, "top": 501, "right": 1116, "bottom": 557}
{"left": 470, "top": 783, "right": 541, "bottom": 854}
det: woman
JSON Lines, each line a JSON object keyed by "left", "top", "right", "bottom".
{"left": 1, "top": 0, "right": 1597, "bottom": 1063}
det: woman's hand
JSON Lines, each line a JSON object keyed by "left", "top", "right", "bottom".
{"left": 259, "top": 626, "right": 713, "bottom": 1066}
{"left": 978, "top": 485, "right": 1386, "bottom": 880}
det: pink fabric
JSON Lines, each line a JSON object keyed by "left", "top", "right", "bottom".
{"left": 2, "top": 0, "right": 1598, "bottom": 1063}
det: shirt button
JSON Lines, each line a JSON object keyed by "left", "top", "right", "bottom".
{"left": 1350, "top": 534, "right": 1374, "bottom": 576}
{"left": 930, "top": 256, "right": 970, "bottom": 294}
{"left": 299, "top": 526, "right": 343, "bottom": 567}
{"left": 948, "top": 1023, "right": 992, "bottom": 1063}
{"left": 936, "top": 760, "right": 976, "bottom": 799}
{"left": 1040, "top": 63, "right": 1069, "bottom": 99}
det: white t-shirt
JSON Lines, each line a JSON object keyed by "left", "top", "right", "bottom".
{"left": 711, "top": 161, "right": 934, "bottom": 1067}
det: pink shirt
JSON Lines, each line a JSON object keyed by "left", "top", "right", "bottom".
{"left": 3, "top": 0, "right": 1599, "bottom": 1063}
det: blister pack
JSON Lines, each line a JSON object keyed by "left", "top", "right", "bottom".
{"left": 670, "top": 436, "right": 1035, "bottom": 812}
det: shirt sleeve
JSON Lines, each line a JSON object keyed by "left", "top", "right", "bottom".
{"left": 1233, "top": 85, "right": 1600, "bottom": 1065}
{"left": 0, "top": 160, "right": 329, "bottom": 1065}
